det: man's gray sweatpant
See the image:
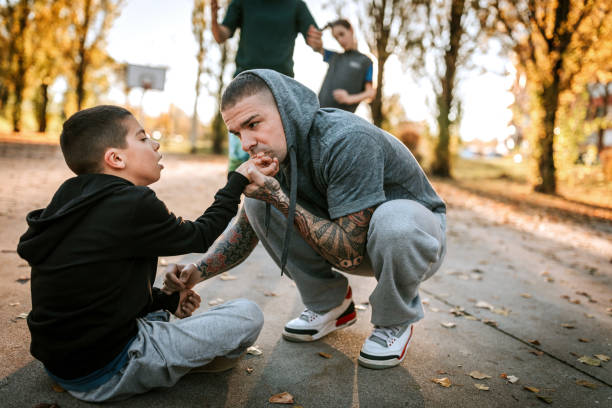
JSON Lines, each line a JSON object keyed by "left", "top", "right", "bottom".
{"left": 245, "top": 198, "right": 446, "bottom": 327}
{"left": 69, "top": 299, "right": 263, "bottom": 402}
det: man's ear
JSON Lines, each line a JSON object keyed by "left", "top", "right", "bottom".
{"left": 103, "top": 148, "right": 126, "bottom": 170}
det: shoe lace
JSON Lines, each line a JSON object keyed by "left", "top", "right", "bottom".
{"left": 370, "top": 325, "right": 405, "bottom": 347}
{"left": 299, "top": 309, "right": 320, "bottom": 322}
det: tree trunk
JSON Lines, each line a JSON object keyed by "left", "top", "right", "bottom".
{"left": 11, "top": 0, "right": 29, "bottom": 132}
{"left": 432, "top": 96, "right": 451, "bottom": 177}
{"left": 76, "top": 0, "right": 92, "bottom": 111}
{"left": 36, "top": 83, "right": 49, "bottom": 133}
{"left": 533, "top": 83, "right": 559, "bottom": 194}
{"left": 370, "top": 55, "right": 386, "bottom": 128}
{"left": 212, "top": 110, "right": 224, "bottom": 154}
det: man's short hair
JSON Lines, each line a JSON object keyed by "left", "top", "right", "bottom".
{"left": 221, "top": 73, "right": 274, "bottom": 111}
{"left": 60, "top": 105, "right": 133, "bottom": 175}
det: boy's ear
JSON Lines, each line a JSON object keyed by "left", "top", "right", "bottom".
{"left": 103, "top": 148, "right": 126, "bottom": 170}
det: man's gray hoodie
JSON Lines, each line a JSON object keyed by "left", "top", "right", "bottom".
{"left": 241, "top": 69, "right": 446, "bottom": 271}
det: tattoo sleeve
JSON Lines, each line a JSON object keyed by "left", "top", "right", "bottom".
{"left": 195, "top": 207, "right": 259, "bottom": 280}
{"left": 249, "top": 180, "right": 374, "bottom": 270}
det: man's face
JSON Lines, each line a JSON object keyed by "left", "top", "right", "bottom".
{"left": 119, "top": 115, "right": 163, "bottom": 186}
{"left": 222, "top": 92, "right": 287, "bottom": 163}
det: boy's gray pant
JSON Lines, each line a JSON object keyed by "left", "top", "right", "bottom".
{"left": 245, "top": 198, "right": 446, "bottom": 327}
{"left": 69, "top": 299, "right": 263, "bottom": 402}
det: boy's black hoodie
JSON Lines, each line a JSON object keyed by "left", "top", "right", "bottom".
{"left": 17, "top": 172, "right": 248, "bottom": 380}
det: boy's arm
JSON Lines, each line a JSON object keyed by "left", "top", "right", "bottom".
{"left": 162, "top": 207, "right": 259, "bottom": 292}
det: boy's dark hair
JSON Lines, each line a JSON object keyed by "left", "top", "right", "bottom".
{"left": 324, "top": 18, "right": 352, "bottom": 31}
{"left": 60, "top": 105, "right": 133, "bottom": 175}
{"left": 221, "top": 73, "right": 274, "bottom": 111}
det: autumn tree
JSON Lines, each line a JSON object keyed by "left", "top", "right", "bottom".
{"left": 64, "top": 0, "right": 123, "bottom": 111}
{"left": 358, "top": 0, "right": 424, "bottom": 128}
{"left": 408, "top": 0, "right": 485, "bottom": 177}
{"left": 488, "top": 0, "right": 612, "bottom": 193}
{"left": 190, "top": 0, "right": 206, "bottom": 153}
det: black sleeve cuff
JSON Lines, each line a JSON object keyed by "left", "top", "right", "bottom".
{"left": 150, "top": 288, "right": 180, "bottom": 314}
{"left": 225, "top": 171, "right": 250, "bottom": 196}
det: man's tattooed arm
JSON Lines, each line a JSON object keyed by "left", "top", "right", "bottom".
{"left": 194, "top": 207, "right": 259, "bottom": 280}
{"left": 248, "top": 177, "right": 374, "bottom": 270}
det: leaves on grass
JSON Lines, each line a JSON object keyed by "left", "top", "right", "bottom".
{"left": 469, "top": 371, "right": 491, "bottom": 380}
{"left": 578, "top": 356, "right": 601, "bottom": 366}
{"left": 523, "top": 386, "right": 539, "bottom": 393}
{"left": 269, "top": 392, "right": 294, "bottom": 404}
{"left": 474, "top": 383, "right": 489, "bottom": 391}
{"left": 246, "top": 346, "right": 262, "bottom": 356}
{"left": 432, "top": 377, "right": 452, "bottom": 387}
{"left": 575, "top": 380, "right": 597, "bottom": 389}
{"left": 219, "top": 273, "right": 237, "bottom": 281}
{"left": 594, "top": 354, "right": 610, "bottom": 362}
{"left": 441, "top": 322, "right": 456, "bottom": 328}
{"left": 318, "top": 352, "right": 332, "bottom": 359}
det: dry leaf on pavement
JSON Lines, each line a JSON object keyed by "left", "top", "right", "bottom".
{"left": 528, "top": 339, "right": 540, "bottom": 345}
{"left": 263, "top": 292, "right": 277, "bottom": 297}
{"left": 246, "top": 367, "right": 254, "bottom": 374}
{"left": 528, "top": 349, "right": 544, "bottom": 356}
{"left": 432, "top": 377, "right": 452, "bottom": 387}
{"left": 441, "top": 322, "right": 456, "bottom": 328}
{"left": 207, "top": 298, "right": 224, "bottom": 306}
{"left": 524, "top": 386, "right": 539, "bottom": 393}
{"left": 16, "top": 313, "right": 28, "bottom": 319}
{"left": 575, "top": 380, "right": 597, "bottom": 389}
{"left": 246, "top": 346, "right": 263, "bottom": 356}
{"left": 51, "top": 383, "right": 65, "bottom": 393}
{"left": 578, "top": 338, "right": 590, "bottom": 343}
{"left": 506, "top": 375, "right": 519, "bottom": 383}
{"left": 594, "top": 354, "right": 610, "bottom": 362}
{"left": 219, "top": 273, "right": 237, "bottom": 281}
{"left": 561, "top": 323, "right": 575, "bottom": 329}
{"left": 475, "top": 301, "right": 494, "bottom": 310}
{"left": 269, "top": 392, "right": 294, "bottom": 404}
{"left": 578, "top": 356, "right": 601, "bottom": 366}
{"left": 520, "top": 293, "right": 532, "bottom": 298}
{"left": 318, "top": 352, "right": 332, "bottom": 359}
{"left": 536, "top": 395, "right": 553, "bottom": 404}
{"left": 9, "top": 302, "right": 19, "bottom": 306}
{"left": 483, "top": 319, "right": 497, "bottom": 327}
{"left": 474, "top": 383, "right": 490, "bottom": 391}
{"left": 469, "top": 371, "right": 491, "bottom": 380}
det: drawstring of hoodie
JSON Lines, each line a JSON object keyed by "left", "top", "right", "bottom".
{"left": 279, "top": 146, "right": 298, "bottom": 275}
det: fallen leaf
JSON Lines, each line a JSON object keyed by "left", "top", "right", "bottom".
{"left": 16, "top": 313, "right": 28, "bottom": 319}
{"left": 246, "top": 346, "right": 262, "bottom": 356}
{"left": 475, "top": 301, "right": 494, "bottom": 310}
{"left": 449, "top": 307, "right": 464, "bottom": 316}
{"left": 422, "top": 298, "right": 430, "bottom": 305}
{"left": 584, "top": 314, "right": 594, "bottom": 319}
{"left": 9, "top": 302, "right": 19, "bottom": 306}
{"left": 575, "top": 380, "right": 597, "bottom": 389}
{"left": 507, "top": 375, "right": 519, "bottom": 384}
{"left": 561, "top": 323, "right": 575, "bottom": 329}
{"left": 207, "top": 298, "right": 224, "bottom": 306}
{"left": 441, "top": 322, "right": 456, "bottom": 328}
{"left": 219, "top": 273, "right": 237, "bottom": 281}
{"left": 246, "top": 367, "right": 254, "bottom": 374}
{"left": 483, "top": 319, "right": 497, "bottom": 327}
{"left": 561, "top": 295, "right": 570, "bottom": 300}
{"left": 263, "top": 292, "right": 277, "bottom": 297}
{"left": 51, "top": 383, "right": 65, "bottom": 393}
{"left": 436, "top": 369, "right": 448, "bottom": 374}
{"left": 528, "top": 350, "right": 544, "bottom": 356}
{"left": 546, "top": 277, "right": 554, "bottom": 283}
{"left": 588, "top": 298, "right": 598, "bottom": 303}
{"left": 520, "top": 293, "right": 532, "bottom": 299}
{"left": 570, "top": 299, "right": 581, "bottom": 304}
{"left": 594, "top": 354, "right": 610, "bottom": 362}
{"left": 536, "top": 394, "right": 553, "bottom": 404}
{"left": 578, "top": 356, "right": 601, "bottom": 366}
{"left": 524, "top": 386, "right": 539, "bottom": 393}
{"left": 570, "top": 351, "right": 580, "bottom": 357}
{"left": 578, "top": 338, "right": 590, "bottom": 343}
{"left": 540, "top": 271, "right": 550, "bottom": 277}
{"left": 432, "top": 377, "right": 451, "bottom": 387}
{"left": 430, "top": 307, "right": 440, "bottom": 312}
{"left": 474, "top": 383, "right": 489, "bottom": 391}
{"left": 465, "top": 316, "right": 478, "bottom": 321}
{"left": 575, "top": 291, "right": 590, "bottom": 298}
{"left": 500, "top": 373, "right": 507, "bottom": 379}
{"left": 269, "top": 392, "right": 294, "bottom": 404}
{"left": 528, "top": 339, "right": 541, "bottom": 346}
{"left": 469, "top": 371, "right": 491, "bottom": 380}
{"left": 492, "top": 308, "right": 510, "bottom": 316}
{"left": 318, "top": 352, "right": 332, "bottom": 359}
{"left": 16, "top": 276, "right": 30, "bottom": 284}
{"left": 355, "top": 304, "right": 367, "bottom": 311}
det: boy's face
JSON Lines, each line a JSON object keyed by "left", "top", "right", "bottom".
{"left": 118, "top": 115, "right": 163, "bottom": 186}
{"left": 222, "top": 92, "right": 287, "bottom": 163}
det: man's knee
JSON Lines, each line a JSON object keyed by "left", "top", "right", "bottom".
{"left": 227, "top": 298, "right": 264, "bottom": 332}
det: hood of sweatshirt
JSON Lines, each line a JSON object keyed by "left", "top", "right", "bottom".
{"left": 17, "top": 174, "right": 132, "bottom": 266}
{"left": 238, "top": 69, "right": 320, "bottom": 274}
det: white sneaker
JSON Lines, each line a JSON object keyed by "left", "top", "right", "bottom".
{"left": 358, "top": 324, "right": 414, "bottom": 369}
{"left": 282, "top": 287, "right": 357, "bottom": 342}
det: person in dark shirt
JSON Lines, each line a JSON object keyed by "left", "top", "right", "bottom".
{"left": 318, "top": 19, "right": 375, "bottom": 113}
{"left": 17, "top": 105, "right": 277, "bottom": 402}
{"left": 210, "top": 0, "right": 323, "bottom": 171}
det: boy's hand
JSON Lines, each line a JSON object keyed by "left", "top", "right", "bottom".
{"left": 235, "top": 154, "right": 279, "bottom": 181}
{"left": 307, "top": 24, "right": 323, "bottom": 52}
{"left": 162, "top": 263, "right": 201, "bottom": 294}
{"left": 174, "top": 289, "right": 201, "bottom": 318}
{"left": 244, "top": 163, "right": 284, "bottom": 203}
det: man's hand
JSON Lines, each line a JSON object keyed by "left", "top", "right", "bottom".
{"left": 174, "top": 289, "right": 201, "bottom": 318}
{"left": 162, "top": 263, "right": 201, "bottom": 294}
{"left": 244, "top": 163, "right": 284, "bottom": 204}
{"left": 306, "top": 24, "right": 323, "bottom": 52}
{"left": 235, "top": 153, "right": 279, "bottom": 182}
{"left": 333, "top": 89, "right": 351, "bottom": 104}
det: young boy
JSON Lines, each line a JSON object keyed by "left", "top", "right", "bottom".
{"left": 16, "top": 105, "right": 274, "bottom": 402}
